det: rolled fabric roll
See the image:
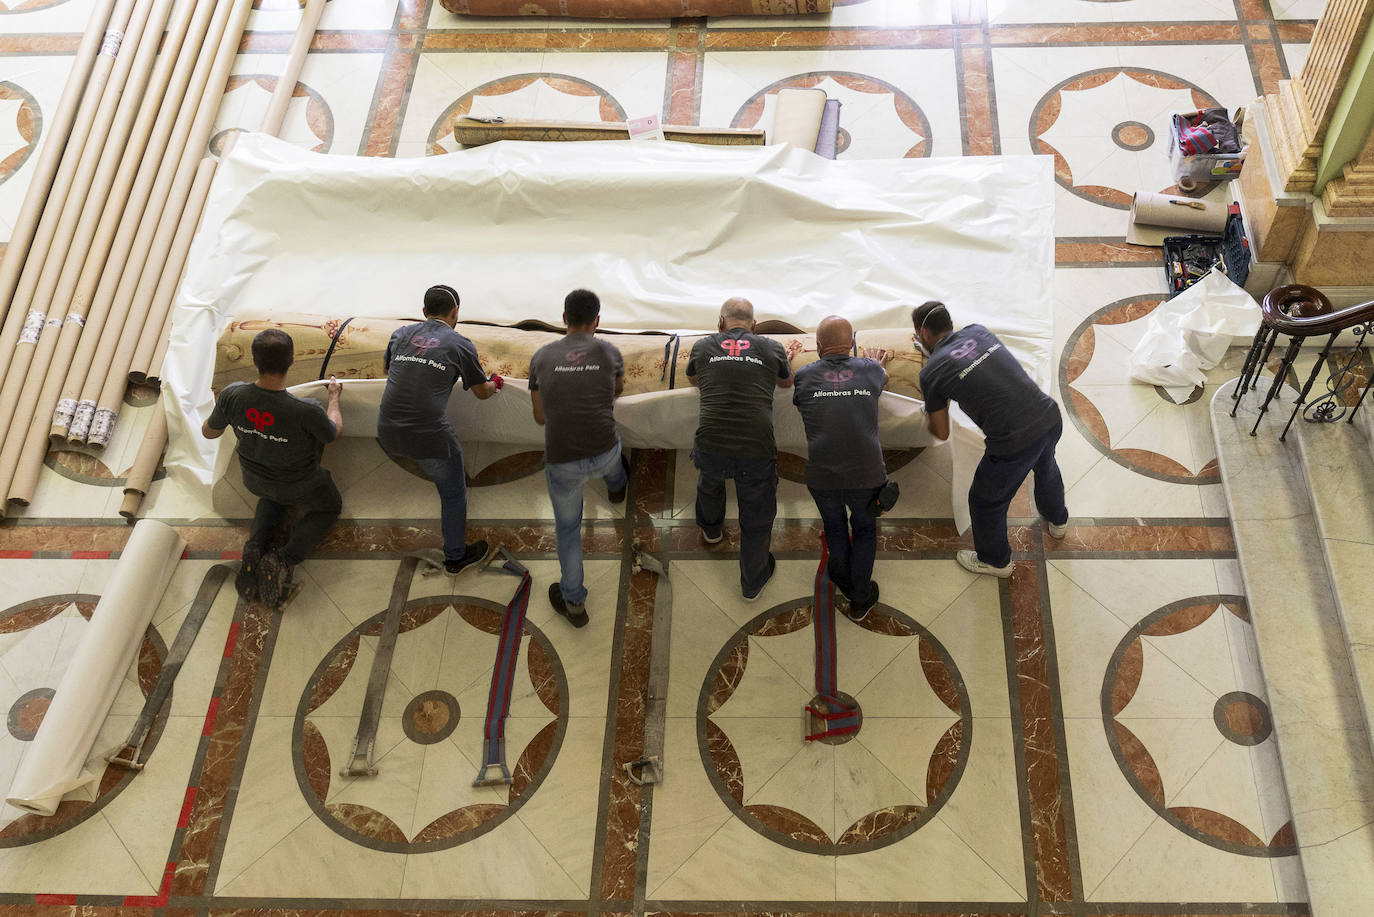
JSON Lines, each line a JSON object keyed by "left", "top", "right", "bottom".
{"left": 6, "top": 520, "right": 185, "bottom": 816}
{"left": 212, "top": 311, "right": 925, "bottom": 400}
{"left": 1126, "top": 191, "right": 1230, "bottom": 246}
{"left": 770, "top": 87, "right": 828, "bottom": 149}
{"left": 438, "top": 0, "right": 830, "bottom": 15}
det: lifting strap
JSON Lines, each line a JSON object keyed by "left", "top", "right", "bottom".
{"left": 474, "top": 546, "right": 532, "bottom": 787}
{"left": 805, "top": 538, "right": 860, "bottom": 742}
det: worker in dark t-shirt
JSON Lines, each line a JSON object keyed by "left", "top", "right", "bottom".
{"left": 686, "top": 297, "right": 793, "bottom": 601}
{"left": 793, "top": 316, "right": 889, "bottom": 620}
{"left": 377, "top": 285, "right": 500, "bottom": 575}
{"left": 528, "top": 289, "right": 627, "bottom": 628}
{"left": 913, "top": 301, "right": 1069, "bottom": 579}
{"left": 203, "top": 329, "right": 343, "bottom": 610}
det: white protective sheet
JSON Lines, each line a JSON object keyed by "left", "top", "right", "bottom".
{"left": 164, "top": 134, "right": 1055, "bottom": 528}
{"left": 6, "top": 520, "right": 185, "bottom": 816}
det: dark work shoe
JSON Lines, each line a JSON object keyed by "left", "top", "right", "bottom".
{"left": 607, "top": 454, "right": 631, "bottom": 504}
{"left": 548, "top": 582, "right": 589, "bottom": 628}
{"left": 846, "top": 582, "right": 879, "bottom": 622}
{"left": 743, "top": 553, "right": 777, "bottom": 602}
{"left": 257, "top": 551, "right": 291, "bottom": 610}
{"left": 236, "top": 543, "right": 262, "bottom": 601}
{"left": 444, "top": 540, "right": 489, "bottom": 575}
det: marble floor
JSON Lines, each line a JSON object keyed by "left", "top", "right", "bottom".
{"left": 0, "top": 0, "right": 1319, "bottom": 915}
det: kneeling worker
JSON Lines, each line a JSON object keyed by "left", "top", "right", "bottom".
{"left": 203, "top": 329, "right": 343, "bottom": 609}
{"left": 378, "top": 284, "right": 500, "bottom": 574}
{"left": 912, "top": 301, "right": 1069, "bottom": 578}
{"left": 528, "top": 288, "right": 628, "bottom": 627}
{"left": 793, "top": 315, "right": 888, "bottom": 620}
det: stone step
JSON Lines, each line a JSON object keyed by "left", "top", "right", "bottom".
{"left": 1211, "top": 382, "right": 1374, "bottom": 917}
{"left": 1292, "top": 399, "right": 1374, "bottom": 766}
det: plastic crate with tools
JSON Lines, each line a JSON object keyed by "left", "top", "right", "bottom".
{"left": 1169, "top": 108, "right": 1246, "bottom": 191}
{"left": 1163, "top": 205, "right": 1251, "bottom": 298}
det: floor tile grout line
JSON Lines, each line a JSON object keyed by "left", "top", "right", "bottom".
{"left": 996, "top": 575, "right": 1041, "bottom": 912}
{"left": 1035, "top": 542, "right": 1087, "bottom": 903}
{"left": 96, "top": 809, "right": 162, "bottom": 896}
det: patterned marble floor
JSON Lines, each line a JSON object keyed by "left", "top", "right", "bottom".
{"left": 0, "top": 0, "right": 1318, "bottom": 915}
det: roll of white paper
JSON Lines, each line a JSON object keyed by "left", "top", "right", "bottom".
{"left": 6, "top": 519, "right": 185, "bottom": 815}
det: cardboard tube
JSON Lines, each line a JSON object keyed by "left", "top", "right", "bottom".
{"left": 0, "top": 0, "right": 118, "bottom": 357}
{"left": 0, "top": 0, "right": 174, "bottom": 506}
{"left": 126, "top": 158, "right": 216, "bottom": 385}
{"left": 260, "top": 0, "right": 326, "bottom": 138}
{"left": 118, "top": 402, "right": 166, "bottom": 518}
{"left": 120, "top": 0, "right": 326, "bottom": 518}
{"left": 770, "top": 87, "right": 827, "bottom": 149}
{"left": 52, "top": 0, "right": 220, "bottom": 441}
{"left": 66, "top": 0, "right": 240, "bottom": 443}
{"left": 0, "top": 0, "right": 138, "bottom": 378}
{"left": 4, "top": 520, "right": 184, "bottom": 815}
{"left": 4, "top": 3, "right": 205, "bottom": 510}
{"left": 86, "top": 0, "right": 255, "bottom": 449}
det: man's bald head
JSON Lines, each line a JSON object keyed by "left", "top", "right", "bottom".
{"left": 718, "top": 297, "right": 755, "bottom": 332}
{"left": 816, "top": 315, "right": 853, "bottom": 357}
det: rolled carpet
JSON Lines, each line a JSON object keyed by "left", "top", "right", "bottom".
{"left": 439, "top": 0, "right": 828, "bottom": 15}
{"left": 213, "top": 311, "right": 924, "bottom": 400}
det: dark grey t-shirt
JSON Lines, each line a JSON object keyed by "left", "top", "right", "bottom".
{"left": 686, "top": 329, "right": 791, "bottom": 459}
{"left": 793, "top": 354, "right": 887, "bottom": 490}
{"left": 207, "top": 382, "right": 337, "bottom": 492}
{"left": 918, "top": 324, "right": 1060, "bottom": 455}
{"left": 377, "top": 319, "right": 487, "bottom": 459}
{"left": 528, "top": 332, "right": 624, "bottom": 464}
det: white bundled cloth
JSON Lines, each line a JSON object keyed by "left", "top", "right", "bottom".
{"left": 1129, "top": 270, "right": 1261, "bottom": 401}
{"left": 6, "top": 521, "right": 185, "bottom": 816}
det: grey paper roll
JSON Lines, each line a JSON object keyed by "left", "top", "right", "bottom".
{"left": 1126, "top": 192, "right": 1229, "bottom": 246}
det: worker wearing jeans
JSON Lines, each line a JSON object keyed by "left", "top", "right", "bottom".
{"left": 529, "top": 289, "right": 628, "bottom": 627}
{"left": 913, "top": 300, "right": 1070, "bottom": 578}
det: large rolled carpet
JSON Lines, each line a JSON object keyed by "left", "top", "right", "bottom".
{"left": 438, "top": 0, "right": 829, "bottom": 16}
{"left": 215, "top": 311, "right": 928, "bottom": 453}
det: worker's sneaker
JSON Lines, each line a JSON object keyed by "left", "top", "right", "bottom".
{"left": 846, "top": 582, "right": 880, "bottom": 622}
{"left": 743, "top": 553, "right": 777, "bottom": 602}
{"left": 235, "top": 543, "right": 261, "bottom": 601}
{"left": 548, "top": 583, "right": 589, "bottom": 628}
{"left": 444, "top": 540, "right": 489, "bottom": 576}
{"left": 257, "top": 551, "right": 293, "bottom": 609}
{"left": 700, "top": 527, "right": 723, "bottom": 545}
{"left": 956, "top": 549, "right": 1013, "bottom": 579}
{"left": 607, "top": 454, "right": 631, "bottom": 504}
{"left": 1044, "top": 517, "right": 1069, "bottom": 540}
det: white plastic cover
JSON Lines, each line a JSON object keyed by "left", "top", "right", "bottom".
{"left": 1129, "top": 270, "right": 1261, "bottom": 400}
{"left": 164, "top": 134, "right": 1056, "bottom": 528}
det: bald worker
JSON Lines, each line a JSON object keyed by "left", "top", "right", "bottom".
{"left": 793, "top": 316, "right": 890, "bottom": 620}
{"left": 686, "top": 298, "right": 793, "bottom": 601}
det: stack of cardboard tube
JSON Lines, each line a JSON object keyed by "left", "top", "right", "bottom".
{"left": 0, "top": 0, "right": 328, "bottom": 521}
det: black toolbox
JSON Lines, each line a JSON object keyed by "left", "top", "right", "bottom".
{"left": 1163, "top": 205, "right": 1251, "bottom": 297}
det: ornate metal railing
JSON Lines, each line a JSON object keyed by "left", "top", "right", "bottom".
{"left": 1230, "top": 284, "right": 1374, "bottom": 440}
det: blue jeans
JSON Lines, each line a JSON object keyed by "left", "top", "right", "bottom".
{"left": 809, "top": 485, "right": 881, "bottom": 602}
{"left": 417, "top": 451, "right": 469, "bottom": 563}
{"left": 545, "top": 441, "right": 627, "bottom": 605}
{"left": 970, "top": 419, "right": 1068, "bottom": 568}
{"left": 692, "top": 449, "right": 778, "bottom": 594}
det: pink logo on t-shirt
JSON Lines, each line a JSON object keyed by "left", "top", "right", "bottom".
{"left": 565, "top": 350, "right": 588, "bottom": 365}
{"left": 245, "top": 408, "right": 274, "bottom": 432}
{"left": 412, "top": 335, "right": 442, "bottom": 357}
{"left": 949, "top": 338, "right": 978, "bottom": 360}
{"left": 823, "top": 368, "right": 854, "bottom": 389}
{"left": 722, "top": 339, "right": 751, "bottom": 357}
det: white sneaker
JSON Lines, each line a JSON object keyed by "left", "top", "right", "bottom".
{"left": 956, "top": 549, "right": 1013, "bottom": 578}
{"left": 700, "top": 528, "right": 723, "bottom": 545}
{"left": 1045, "top": 518, "right": 1068, "bottom": 540}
